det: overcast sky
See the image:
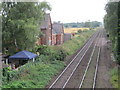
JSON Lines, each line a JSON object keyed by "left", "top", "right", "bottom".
{"left": 40, "top": 0, "right": 108, "bottom": 23}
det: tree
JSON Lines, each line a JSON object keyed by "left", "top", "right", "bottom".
{"left": 2, "top": 2, "right": 51, "bottom": 55}
{"left": 63, "top": 21, "right": 101, "bottom": 28}
{"left": 104, "top": 1, "right": 119, "bottom": 64}
{"left": 118, "top": 1, "right": 120, "bottom": 64}
{"left": 84, "top": 20, "right": 91, "bottom": 28}
{"left": 91, "top": 21, "right": 101, "bottom": 28}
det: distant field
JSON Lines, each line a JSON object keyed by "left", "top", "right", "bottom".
{"left": 64, "top": 28, "right": 90, "bottom": 33}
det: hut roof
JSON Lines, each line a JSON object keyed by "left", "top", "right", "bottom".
{"left": 9, "top": 50, "right": 38, "bottom": 59}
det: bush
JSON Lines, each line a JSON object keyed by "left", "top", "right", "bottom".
{"left": 35, "top": 45, "right": 68, "bottom": 61}
{"left": 78, "top": 30, "right": 82, "bottom": 33}
{"left": 49, "top": 47, "right": 68, "bottom": 61}
{"left": 36, "top": 45, "right": 49, "bottom": 55}
{"left": 110, "top": 67, "right": 118, "bottom": 88}
{"left": 2, "top": 67, "right": 19, "bottom": 84}
{"left": 2, "top": 61, "right": 65, "bottom": 88}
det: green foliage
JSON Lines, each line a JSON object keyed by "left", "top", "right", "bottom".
{"left": 2, "top": 61, "right": 65, "bottom": 88}
{"left": 35, "top": 45, "right": 68, "bottom": 61}
{"left": 104, "top": 2, "right": 120, "bottom": 64}
{"left": 2, "top": 2, "right": 51, "bottom": 55}
{"left": 0, "top": 69, "right": 2, "bottom": 88}
{"left": 36, "top": 45, "right": 49, "bottom": 55}
{"left": 2, "top": 67, "right": 19, "bottom": 84}
{"left": 77, "top": 30, "right": 82, "bottom": 33}
{"left": 49, "top": 47, "right": 68, "bottom": 61}
{"left": 110, "top": 67, "right": 118, "bottom": 88}
{"left": 2, "top": 30, "right": 95, "bottom": 88}
{"left": 0, "top": 14, "right": 1, "bottom": 52}
{"left": 63, "top": 21, "right": 101, "bottom": 28}
{"left": 118, "top": 2, "right": 120, "bottom": 65}
{"left": 61, "top": 30, "right": 95, "bottom": 55}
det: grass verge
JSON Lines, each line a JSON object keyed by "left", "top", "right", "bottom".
{"left": 110, "top": 67, "right": 118, "bottom": 88}
{"left": 61, "top": 30, "right": 95, "bottom": 55}
{"left": 2, "top": 61, "right": 65, "bottom": 88}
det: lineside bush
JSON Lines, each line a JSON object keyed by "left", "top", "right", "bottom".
{"left": 110, "top": 67, "right": 118, "bottom": 88}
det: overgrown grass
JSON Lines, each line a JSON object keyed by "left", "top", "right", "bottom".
{"left": 2, "top": 30, "right": 95, "bottom": 88}
{"left": 110, "top": 67, "right": 118, "bottom": 88}
{"left": 2, "top": 61, "right": 65, "bottom": 88}
{"left": 61, "top": 30, "right": 95, "bottom": 55}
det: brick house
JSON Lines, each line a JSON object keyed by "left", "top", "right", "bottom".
{"left": 37, "top": 13, "right": 52, "bottom": 45}
{"left": 52, "top": 23, "right": 64, "bottom": 45}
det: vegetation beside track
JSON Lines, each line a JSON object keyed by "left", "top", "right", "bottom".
{"left": 110, "top": 67, "right": 118, "bottom": 88}
{"left": 61, "top": 30, "right": 95, "bottom": 55}
{"left": 104, "top": 2, "right": 120, "bottom": 64}
{"left": 2, "top": 30, "right": 95, "bottom": 88}
{"left": 104, "top": 1, "right": 119, "bottom": 87}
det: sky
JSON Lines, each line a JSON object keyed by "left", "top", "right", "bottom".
{"left": 40, "top": 0, "right": 108, "bottom": 23}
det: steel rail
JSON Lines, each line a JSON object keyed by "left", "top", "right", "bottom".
{"left": 62, "top": 37, "right": 96, "bottom": 88}
{"left": 92, "top": 47, "right": 101, "bottom": 89}
{"left": 48, "top": 31, "right": 99, "bottom": 89}
{"left": 79, "top": 30, "right": 102, "bottom": 88}
{"left": 79, "top": 40, "right": 97, "bottom": 88}
{"left": 92, "top": 30, "right": 103, "bottom": 89}
{"left": 62, "top": 31, "right": 100, "bottom": 88}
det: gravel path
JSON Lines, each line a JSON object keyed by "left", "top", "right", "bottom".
{"left": 95, "top": 30, "right": 114, "bottom": 88}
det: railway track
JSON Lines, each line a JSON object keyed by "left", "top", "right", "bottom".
{"left": 79, "top": 30, "right": 102, "bottom": 89}
{"left": 95, "top": 29, "right": 113, "bottom": 88}
{"left": 48, "top": 30, "right": 103, "bottom": 89}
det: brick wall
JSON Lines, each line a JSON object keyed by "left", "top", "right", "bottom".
{"left": 56, "top": 34, "right": 61, "bottom": 45}
{"left": 52, "top": 34, "right": 57, "bottom": 45}
{"left": 64, "top": 33, "right": 72, "bottom": 42}
{"left": 61, "top": 33, "right": 64, "bottom": 44}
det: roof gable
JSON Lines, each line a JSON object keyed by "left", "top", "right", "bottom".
{"left": 52, "top": 23, "right": 64, "bottom": 34}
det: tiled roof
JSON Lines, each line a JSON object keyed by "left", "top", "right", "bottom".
{"left": 52, "top": 23, "right": 64, "bottom": 34}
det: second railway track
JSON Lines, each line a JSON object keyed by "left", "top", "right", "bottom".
{"left": 79, "top": 30, "right": 102, "bottom": 89}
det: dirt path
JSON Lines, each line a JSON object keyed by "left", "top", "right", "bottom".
{"left": 95, "top": 30, "right": 115, "bottom": 88}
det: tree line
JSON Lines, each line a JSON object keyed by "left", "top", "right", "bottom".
{"left": 2, "top": 1, "right": 51, "bottom": 55}
{"left": 104, "top": 1, "right": 120, "bottom": 64}
{"left": 64, "top": 21, "right": 102, "bottom": 28}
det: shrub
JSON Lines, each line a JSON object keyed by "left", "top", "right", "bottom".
{"left": 35, "top": 45, "right": 68, "bottom": 61}
{"left": 2, "top": 60, "right": 65, "bottom": 88}
{"left": 36, "top": 45, "right": 49, "bottom": 55}
{"left": 49, "top": 47, "right": 68, "bottom": 61}
{"left": 78, "top": 30, "right": 82, "bottom": 33}
{"left": 2, "top": 67, "right": 19, "bottom": 84}
{"left": 110, "top": 67, "right": 118, "bottom": 88}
